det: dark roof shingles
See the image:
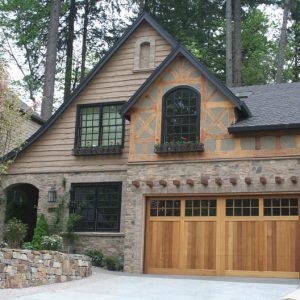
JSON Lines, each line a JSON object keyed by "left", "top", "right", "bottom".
{"left": 229, "top": 82, "right": 300, "bottom": 131}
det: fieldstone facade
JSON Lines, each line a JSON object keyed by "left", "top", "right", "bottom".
{"left": 123, "top": 158, "right": 300, "bottom": 273}
{"left": 0, "top": 249, "right": 91, "bottom": 288}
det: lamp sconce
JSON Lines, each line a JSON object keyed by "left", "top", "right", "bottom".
{"left": 48, "top": 185, "right": 57, "bottom": 203}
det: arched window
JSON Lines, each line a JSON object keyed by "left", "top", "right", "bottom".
{"left": 162, "top": 87, "right": 200, "bottom": 143}
{"left": 134, "top": 37, "right": 155, "bottom": 71}
{"left": 139, "top": 42, "right": 150, "bottom": 69}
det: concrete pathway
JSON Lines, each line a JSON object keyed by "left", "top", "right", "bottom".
{"left": 1, "top": 268, "right": 299, "bottom": 300}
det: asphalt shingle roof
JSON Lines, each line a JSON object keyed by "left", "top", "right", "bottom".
{"left": 229, "top": 82, "right": 300, "bottom": 132}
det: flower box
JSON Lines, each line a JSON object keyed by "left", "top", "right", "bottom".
{"left": 73, "top": 145, "right": 123, "bottom": 156}
{"left": 154, "top": 142, "right": 204, "bottom": 154}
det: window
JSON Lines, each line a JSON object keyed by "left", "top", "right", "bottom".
{"left": 70, "top": 183, "right": 122, "bottom": 232}
{"left": 162, "top": 87, "right": 200, "bottom": 143}
{"left": 139, "top": 42, "right": 150, "bottom": 69}
{"left": 185, "top": 199, "right": 216, "bottom": 216}
{"left": 226, "top": 199, "right": 259, "bottom": 216}
{"left": 150, "top": 200, "right": 180, "bottom": 216}
{"left": 74, "top": 103, "right": 124, "bottom": 154}
{"left": 133, "top": 37, "right": 155, "bottom": 71}
{"left": 264, "top": 198, "right": 298, "bottom": 216}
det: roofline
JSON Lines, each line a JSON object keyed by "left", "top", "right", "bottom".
{"left": 2, "top": 11, "right": 177, "bottom": 162}
{"left": 228, "top": 123, "right": 300, "bottom": 133}
{"left": 120, "top": 45, "right": 251, "bottom": 118}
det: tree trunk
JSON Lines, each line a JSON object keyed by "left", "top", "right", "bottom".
{"left": 233, "top": 0, "right": 242, "bottom": 87}
{"left": 64, "top": 0, "right": 76, "bottom": 101}
{"left": 294, "top": 28, "right": 300, "bottom": 81}
{"left": 276, "top": 0, "right": 289, "bottom": 83}
{"left": 226, "top": 0, "right": 233, "bottom": 87}
{"left": 41, "top": 0, "right": 61, "bottom": 120}
{"left": 80, "top": 0, "right": 89, "bottom": 83}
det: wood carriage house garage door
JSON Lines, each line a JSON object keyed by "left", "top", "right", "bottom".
{"left": 144, "top": 196, "right": 300, "bottom": 278}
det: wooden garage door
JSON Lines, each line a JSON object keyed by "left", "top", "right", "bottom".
{"left": 144, "top": 196, "right": 299, "bottom": 278}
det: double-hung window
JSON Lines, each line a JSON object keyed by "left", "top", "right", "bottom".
{"left": 74, "top": 102, "right": 124, "bottom": 155}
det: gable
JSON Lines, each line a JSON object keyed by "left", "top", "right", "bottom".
{"left": 128, "top": 55, "right": 236, "bottom": 161}
{"left": 6, "top": 15, "right": 174, "bottom": 174}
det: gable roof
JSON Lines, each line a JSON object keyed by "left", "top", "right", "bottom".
{"left": 120, "top": 45, "right": 251, "bottom": 119}
{"left": 229, "top": 82, "right": 300, "bottom": 133}
{"left": 3, "top": 12, "right": 177, "bottom": 161}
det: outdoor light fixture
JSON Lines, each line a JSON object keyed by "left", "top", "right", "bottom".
{"left": 48, "top": 185, "right": 57, "bottom": 203}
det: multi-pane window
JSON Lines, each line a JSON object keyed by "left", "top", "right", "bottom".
{"left": 77, "top": 103, "right": 124, "bottom": 148}
{"left": 163, "top": 88, "right": 199, "bottom": 143}
{"left": 70, "top": 183, "right": 122, "bottom": 232}
{"left": 185, "top": 199, "right": 216, "bottom": 216}
{"left": 226, "top": 199, "right": 259, "bottom": 216}
{"left": 264, "top": 198, "right": 298, "bottom": 216}
{"left": 150, "top": 200, "right": 180, "bottom": 216}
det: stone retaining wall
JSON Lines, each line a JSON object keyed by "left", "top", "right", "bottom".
{"left": 0, "top": 249, "right": 92, "bottom": 288}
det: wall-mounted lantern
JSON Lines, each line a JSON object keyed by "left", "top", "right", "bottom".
{"left": 48, "top": 185, "right": 57, "bottom": 203}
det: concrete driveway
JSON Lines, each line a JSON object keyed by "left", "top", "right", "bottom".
{"left": 1, "top": 268, "right": 299, "bottom": 300}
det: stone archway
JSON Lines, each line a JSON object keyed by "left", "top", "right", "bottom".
{"left": 5, "top": 183, "right": 39, "bottom": 242}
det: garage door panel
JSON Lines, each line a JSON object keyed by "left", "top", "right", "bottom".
{"left": 185, "top": 221, "right": 216, "bottom": 270}
{"left": 225, "top": 221, "right": 264, "bottom": 271}
{"left": 265, "top": 221, "right": 298, "bottom": 272}
{"left": 146, "top": 221, "right": 181, "bottom": 269}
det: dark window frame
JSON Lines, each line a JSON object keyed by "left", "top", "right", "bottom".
{"left": 74, "top": 101, "right": 126, "bottom": 151}
{"left": 161, "top": 86, "right": 201, "bottom": 143}
{"left": 70, "top": 182, "right": 122, "bottom": 232}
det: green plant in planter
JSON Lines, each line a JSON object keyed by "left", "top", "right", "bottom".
{"left": 0, "top": 240, "right": 8, "bottom": 248}
{"left": 4, "top": 218, "right": 27, "bottom": 248}
{"left": 32, "top": 214, "right": 49, "bottom": 249}
{"left": 40, "top": 234, "right": 63, "bottom": 251}
{"left": 84, "top": 249, "right": 104, "bottom": 267}
{"left": 22, "top": 242, "right": 34, "bottom": 250}
{"left": 104, "top": 256, "right": 121, "bottom": 271}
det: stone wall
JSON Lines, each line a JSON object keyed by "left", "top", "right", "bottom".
{"left": 0, "top": 249, "right": 92, "bottom": 288}
{"left": 123, "top": 158, "right": 300, "bottom": 273}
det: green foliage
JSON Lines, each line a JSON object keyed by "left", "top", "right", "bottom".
{"left": 84, "top": 249, "right": 104, "bottom": 267}
{"left": 63, "top": 213, "right": 81, "bottom": 242}
{"left": 0, "top": 240, "right": 8, "bottom": 248}
{"left": 4, "top": 218, "right": 27, "bottom": 248}
{"left": 21, "top": 242, "right": 34, "bottom": 250}
{"left": 52, "top": 196, "right": 66, "bottom": 234}
{"left": 40, "top": 234, "right": 63, "bottom": 251}
{"left": 104, "top": 255, "right": 122, "bottom": 271}
{"left": 32, "top": 214, "right": 49, "bottom": 250}
{"left": 0, "top": 60, "right": 30, "bottom": 174}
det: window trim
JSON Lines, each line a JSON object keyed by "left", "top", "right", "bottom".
{"left": 74, "top": 101, "right": 126, "bottom": 154}
{"left": 70, "top": 182, "right": 122, "bottom": 233}
{"left": 161, "top": 85, "right": 201, "bottom": 144}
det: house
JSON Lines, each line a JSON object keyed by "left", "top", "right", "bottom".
{"left": 0, "top": 12, "right": 299, "bottom": 279}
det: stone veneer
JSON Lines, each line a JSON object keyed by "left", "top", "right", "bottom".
{"left": 123, "top": 158, "right": 300, "bottom": 273}
{"left": 0, "top": 249, "right": 92, "bottom": 288}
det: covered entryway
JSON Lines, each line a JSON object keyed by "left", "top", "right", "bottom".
{"left": 144, "top": 196, "right": 299, "bottom": 278}
{"left": 5, "top": 184, "right": 39, "bottom": 242}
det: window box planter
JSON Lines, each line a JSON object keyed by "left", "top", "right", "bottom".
{"left": 73, "top": 145, "right": 123, "bottom": 156}
{"left": 154, "top": 142, "right": 204, "bottom": 154}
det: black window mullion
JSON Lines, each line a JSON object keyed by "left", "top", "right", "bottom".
{"left": 99, "top": 105, "right": 103, "bottom": 146}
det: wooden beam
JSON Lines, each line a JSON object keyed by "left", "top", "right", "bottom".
{"left": 260, "top": 177, "right": 267, "bottom": 185}
{"left": 215, "top": 177, "right": 223, "bottom": 186}
{"left": 275, "top": 176, "right": 284, "bottom": 184}
{"left": 230, "top": 177, "right": 237, "bottom": 186}
{"left": 132, "top": 180, "right": 140, "bottom": 188}
{"left": 245, "top": 177, "right": 252, "bottom": 185}
{"left": 146, "top": 180, "right": 153, "bottom": 188}
{"left": 291, "top": 176, "right": 298, "bottom": 184}
{"left": 159, "top": 179, "right": 167, "bottom": 187}
{"left": 201, "top": 177, "right": 208, "bottom": 186}
{"left": 186, "top": 179, "right": 194, "bottom": 186}
{"left": 173, "top": 180, "right": 180, "bottom": 187}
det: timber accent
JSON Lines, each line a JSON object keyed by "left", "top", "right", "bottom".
{"left": 144, "top": 196, "right": 299, "bottom": 278}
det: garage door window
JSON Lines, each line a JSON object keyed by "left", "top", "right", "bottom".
{"left": 264, "top": 198, "right": 298, "bottom": 216}
{"left": 185, "top": 199, "right": 216, "bottom": 216}
{"left": 226, "top": 199, "right": 259, "bottom": 216}
{"left": 150, "top": 200, "right": 180, "bottom": 216}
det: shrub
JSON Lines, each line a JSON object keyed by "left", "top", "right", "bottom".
{"left": 104, "top": 256, "right": 121, "bottom": 271}
{"left": 22, "top": 242, "right": 35, "bottom": 250}
{"left": 84, "top": 249, "right": 104, "bottom": 267}
{"left": 0, "top": 240, "right": 8, "bottom": 248}
{"left": 4, "top": 218, "right": 27, "bottom": 248}
{"left": 41, "top": 235, "right": 63, "bottom": 251}
{"left": 63, "top": 213, "right": 81, "bottom": 242}
{"left": 32, "top": 214, "right": 49, "bottom": 249}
